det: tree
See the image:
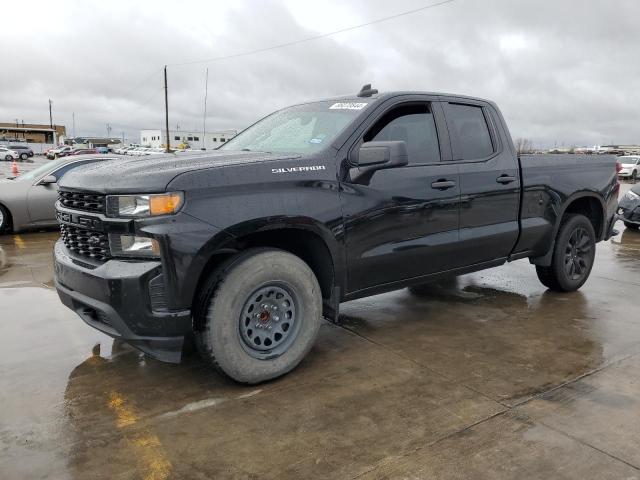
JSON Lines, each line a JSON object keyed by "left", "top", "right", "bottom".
{"left": 514, "top": 138, "right": 534, "bottom": 154}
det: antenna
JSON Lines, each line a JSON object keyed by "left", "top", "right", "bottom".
{"left": 202, "top": 68, "right": 208, "bottom": 150}
{"left": 357, "top": 84, "right": 378, "bottom": 97}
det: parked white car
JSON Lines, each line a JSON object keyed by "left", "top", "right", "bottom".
{"left": 115, "top": 146, "right": 137, "bottom": 155}
{"left": 127, "top": 147, "right": 151, "bottom": 156}
{"left": 46, "top": 145, "right": 73, "bottom": 159}
{"left": 0, "top": 147, "right": 19, "bottom": 161}
{"left": 618, "top": 156, "right": 640, "bottom": 180}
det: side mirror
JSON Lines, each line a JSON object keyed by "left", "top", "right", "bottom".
{"left": 39, "top": 175, "right": 57, "bottom": 185}
{"left": 350, "top": 141, "right": 408, "bottom": 183}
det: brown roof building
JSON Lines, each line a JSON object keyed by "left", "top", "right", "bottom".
{"left": 0, "top": 122, "right": 66, "bottom": 144}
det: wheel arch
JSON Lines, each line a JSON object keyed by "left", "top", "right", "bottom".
{"left": 190, "top": 218, "right": 343, "bottom": 326}
{"left": 559, "top": 192, "right": 606, "bottom": 240}
{"left": 531, "top": 191, "right": 605, "bottom": 267}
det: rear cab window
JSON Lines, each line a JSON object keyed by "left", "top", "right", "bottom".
{"left": 444, "top": 103, "right": 496, "bottom": 161}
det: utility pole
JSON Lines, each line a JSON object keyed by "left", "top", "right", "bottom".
{"left": 72, "top": 112, "right": 75, "bottom": 137}
{"left": 122, "top": 131, "right": 125, "bottom": 146}
{"left": 202, "top": 67, "right": 208, "bottom": 150}
{"left": 164, "top": 65, "right": 171, "bottom": 153}
{"left": 48, "top": 99, "right": 53, "bottom": 129}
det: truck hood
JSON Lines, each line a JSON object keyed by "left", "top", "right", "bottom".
{"left": 58, "top": 150, "right": 301, "bottom": 193}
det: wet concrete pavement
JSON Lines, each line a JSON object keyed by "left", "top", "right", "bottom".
{"left": 1, "top": 185, "right": 640, "bottom": 479}
{"left": 0, "top": 156, "right": 47, "bottom": 178}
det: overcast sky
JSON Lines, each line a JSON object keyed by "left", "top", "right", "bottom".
{"left": 1, "top": 0, "right": 638, "bottom": 148}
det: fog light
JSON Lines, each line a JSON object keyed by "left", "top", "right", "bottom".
{"left": 109, "top": 234, "right": 160, "bottom": 258}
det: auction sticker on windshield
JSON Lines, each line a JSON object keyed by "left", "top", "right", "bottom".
{"left": 329, "top": 102, "right": 368, "bottom": 110}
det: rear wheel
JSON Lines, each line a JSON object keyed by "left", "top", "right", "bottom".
{"left": 19, "top": 153, "right": 28, "bottom": 160}
{"left": 632, "top": 170, "right": 638, "bottom": 181}
{"left": 535, "top": 214, "right": 596, "bottom": 292}
{"left": 195, "top": 248, "right": 322, "bottom": 384}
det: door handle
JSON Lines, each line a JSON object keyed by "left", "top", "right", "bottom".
{"left": 496, "top": 175, "right": 516, "bottom": 184}
{"left": 431, "top": 179, "right": 456, "bottom": 190}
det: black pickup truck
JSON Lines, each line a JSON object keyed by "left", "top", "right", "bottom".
{"left": 54, "top": 86, "right": 619, "bottom": 383}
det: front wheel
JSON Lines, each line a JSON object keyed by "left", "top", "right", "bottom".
{"left": 195, "top": 248, "right": 322, "bottom": 384}
{"left": 4, "top": 155, "right": 12, "bottom": 161}
{"left": 0, "top": 204, "right": 11, "bottom": 233}
{"left": 19, "top": 153, "right": 28, "bottom": 160}
{"left": 535, "top": 214, "right": 596, "bottom": 292}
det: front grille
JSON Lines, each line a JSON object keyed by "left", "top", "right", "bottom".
{"left": 60, "top": 224, "right": 111, "bottom": 261}
{"left": 58, "top": 190, "right": 106, "bottom": 213}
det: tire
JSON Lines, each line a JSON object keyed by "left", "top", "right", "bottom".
{"left": 19, "top": 153, "right": 28, "bottom": 160}
{"left": 195, "top": 248, "right": 322, "bottom": 384}
{"left": 0, "top": 204, "right": 11, "bottom": 233}
{"left": 535, "top": 214, "right": 596, "bottom": 292}
{"left": 632, "top": 170, "right": 638, "bottom": 181}
{"left": 4, "top": 155, "right": 11, "bottom": 161}
{"left": 624, "top": 221, "right": 639, "bottom": 230}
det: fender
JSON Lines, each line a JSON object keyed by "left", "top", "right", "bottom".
{"left": 187, "top": 215, "right": 346, "bottom": 308}
{"left": 222, "top": 216, "right": 345, "bottom": 289}
{"left": 530, "top": 190, "right": 607, "bottom": 266}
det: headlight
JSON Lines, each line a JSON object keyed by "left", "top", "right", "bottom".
{"left": 109, "top": 234, "right": 160, "bottom": 258}
{"left": 106, "top": 192, "right": 183, "bottom": 218}
{"left": 626, "top": 190, "right": 640, "bottom": 201}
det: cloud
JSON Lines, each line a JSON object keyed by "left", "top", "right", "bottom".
{"left": 1, "top": 0, "right": 638, "bottom": 148}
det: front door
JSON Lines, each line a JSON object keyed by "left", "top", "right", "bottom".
{"left": 341, "top": 99, "right": 460, "bottom": 294}
{"left": 27, "top": 160, "right": 99, "bottom": 224}
{"left": 27, "top": 182, "right": 59, "bottom": 224}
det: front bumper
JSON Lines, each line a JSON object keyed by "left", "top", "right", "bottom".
{"left": 618, "top": 195, "right": 640, "bottom": 225}
{"left": 54, "top": 240, "right": 191, "bottom": 362}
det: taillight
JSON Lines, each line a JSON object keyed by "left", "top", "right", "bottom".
{"left": 614, "top": 162, "right": 621, "bottom": 196}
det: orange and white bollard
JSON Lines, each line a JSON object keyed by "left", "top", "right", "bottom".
{"left": 11, "top": 159, "right": 19, "bottom": 177}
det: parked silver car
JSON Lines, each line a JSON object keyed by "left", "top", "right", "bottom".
{"left": 0, "top": 155, "right": 117, "bottom": 233}
{"left": 0, "top": 147, "right": 19, "bottom": 161}
{"left": 3, "top": 144, "right": 34, "bottom": 161}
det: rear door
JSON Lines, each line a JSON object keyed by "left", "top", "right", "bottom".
{"left": 442, "top": 100, "right": 520, "bottom": 266}
{"left": 340, "top": 97, "right": 460, "bottom": 293}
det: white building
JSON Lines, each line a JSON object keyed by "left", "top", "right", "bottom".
{"left": 140, "top": 129, "right": 237, "bottom": 150}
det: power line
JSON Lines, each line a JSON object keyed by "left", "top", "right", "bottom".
{"left": 118, "top": 67, "right": 164, "bottom": 100}
{"left": 109, "top": 1, "right": 455, "bottom": 135}
{"left": 168, "top": 0, "right": 455, "bottom": 67}
{"left": 137, "top": 86, "right": 165, "bottom": 108}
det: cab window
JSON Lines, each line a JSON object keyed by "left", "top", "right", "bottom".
{"left": 364, "top": 104, "right": 441, "bottom": 164}
{"left": 446, "top": 103, "right": 495, "bottom": 160}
